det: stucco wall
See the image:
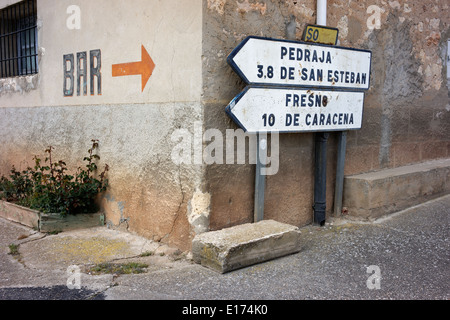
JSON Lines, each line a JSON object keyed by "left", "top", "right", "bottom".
{"left": 0, "top": 0, "right": 204, "bottom": 251}
{"left": 202, "top": 0, "right": 449, "bottom": 231}
{"left": 0, "top": 0, "right": 202, "bottom": 106}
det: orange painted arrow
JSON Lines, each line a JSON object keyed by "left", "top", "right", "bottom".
{"left": 112, "top": 45, "right": 155, "bottom": 92}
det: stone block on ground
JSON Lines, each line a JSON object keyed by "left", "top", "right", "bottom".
{"left": 192, "top": 219, "right": 301, "bottom": 273}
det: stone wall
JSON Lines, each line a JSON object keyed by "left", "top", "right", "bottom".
{"left": 202, "top": 0, "right": 449, "bottom": 231}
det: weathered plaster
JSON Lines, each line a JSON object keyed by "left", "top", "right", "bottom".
{"left": 0, "top": 102, "right": 205, "bottom": 251}
{"left": 187, "top": 190, "right": 211, "bottom": 234}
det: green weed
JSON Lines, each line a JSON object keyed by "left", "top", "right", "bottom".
{"left": 87, "top": 262, "right": 148, "bottom": 275}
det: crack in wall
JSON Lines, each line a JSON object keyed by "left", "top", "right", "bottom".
{"left": 164, "top": 164, "right": 186, "bottom": 242}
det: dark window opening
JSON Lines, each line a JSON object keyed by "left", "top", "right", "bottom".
{"left": 0, "top": 0, "right": 38, "bottom": 78}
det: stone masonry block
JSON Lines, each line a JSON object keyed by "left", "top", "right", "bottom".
{"left": 192, "top": 220, "right": 301, "bottom": 273}
{"left": 344, "top": 158, "right": 450, "bottom": 219}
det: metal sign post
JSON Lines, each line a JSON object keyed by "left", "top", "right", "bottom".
{"left": 254, "top": 133, "right": 267, "bottom": 222}
{"left": 334, "top": 131, "right": 347, "bottom": 217}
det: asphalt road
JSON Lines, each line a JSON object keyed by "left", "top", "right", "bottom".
{"left": 0, "top": 195, "right": 449, "bottom": 305}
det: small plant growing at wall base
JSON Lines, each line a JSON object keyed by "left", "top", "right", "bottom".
{"left": 0, "top": 140, "right": 109, "bottom": 217}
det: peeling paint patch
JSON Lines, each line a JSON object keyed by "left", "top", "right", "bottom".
{"left": 187, "top": 190, "right": 211, "bottom": 234}
{"left": 388, "top": 1, "right": 401, "bottom": 10}
{"left": 296, "top": 4, "right": 315, "bottom": 20}
{"left": 337, "top": 16, "right": 349, "bottom": 40}
{"left": 426, "top": 32, "right": 441, "bottom": 46}
{"left": 207, "top": 0, "right": 227, "bottom": 15}
{"left": 101, "top": 194, "right": 127, "bottom": 227}
{"left": 417, "top": 22, "right": 424, "bottom": 32}
{"left": 236, "top": 0, "right": 267, "bottom": 15}
{"left": 429, "top": 18, "right": 440, "bottom": 30}
{"left": 404, "top": 4, "right": 412, "bottom": 13}
{"left": 424, "top": 63, "right": 442, "bottom": 90}
{"left": 0, "top": 74, "right": 39, "bottom": 96}
{"left": 417, "top": 44, "right": 443, "bottom": 91}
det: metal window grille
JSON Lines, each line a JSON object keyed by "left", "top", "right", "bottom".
{"left": 0, "top": 0, "right": 38, "bottom": 78}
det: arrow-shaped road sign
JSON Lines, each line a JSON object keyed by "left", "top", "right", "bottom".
{"left": 226, "top": 86, "right": 365, "bottom": 133}
{"left": 227, "top": 36, "right": 371, "bottom": 91}
{"left": 112, "top": 45, "right": 155, "bottom": 92}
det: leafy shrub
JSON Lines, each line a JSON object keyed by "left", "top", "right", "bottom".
{"left": 0, "top": 139, "right": 109, "bottom": 216}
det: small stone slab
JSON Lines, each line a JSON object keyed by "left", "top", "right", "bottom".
{"left": 192, "top": 220, "right": 301, "bottom": 273}
{"left": 0, "top": 200, "right": 40, "bottom": 229}
{"left": 39, "top": 212, "right": 104, "bottom": 233}
{"left": 0, "top": 200, "right": 104, "bottom": 232}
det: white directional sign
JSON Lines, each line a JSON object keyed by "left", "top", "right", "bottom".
{"left": 227, "top": 36, "right": 372, "bottom": 91}
{"left": 226, "top": 87, "right": 365, "bottom": 133}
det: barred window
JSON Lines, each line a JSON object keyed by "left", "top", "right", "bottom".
{"left": 0, "top": 0, "right": 38, "bottom": 78}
